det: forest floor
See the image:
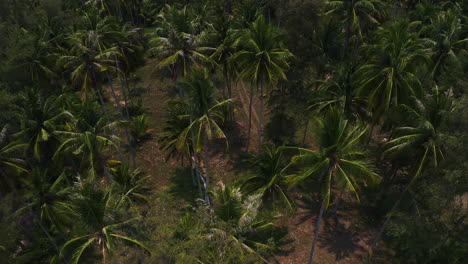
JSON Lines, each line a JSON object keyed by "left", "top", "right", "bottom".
{"left": 121, "top": 61, "right": 381, "bottom": 263}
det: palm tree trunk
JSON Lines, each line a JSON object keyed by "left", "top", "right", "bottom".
{"left": 222, "top": 63, "right": 228, "bottom": 98}
{"left": 246, "top": 83, "right": 254, "bottom": 152}
{"left": 302, "top": 119, "right": 309, "bottom": 147}
{"left": 308, "top": 200, "right": 325, "bottom": 264}
{"left": 224, "top": 0, "right": 232, "bottom": 13}
{"left": 114, "top": 54, "right": 136, "bottom": 168}
{"left": 341, "top": 15, "right": 352, "bottom": 64}
{"left": 203, "top": 132, "right": 211, "bottom": 205}
{"left": 189, "top": 117, "right": 204, "bottom": 198}
{"left": 258, "top": 81, "right": 264, "bottom": 152}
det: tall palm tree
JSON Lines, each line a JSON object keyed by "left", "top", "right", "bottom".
{"left": 20, "top": 169, "right": 74, "bottom": 231}
{"left": 354, "top": 20, "right": 429, "bottom": 126}
{"left": 370, "top": 88, "right": 454, "bottom": 253}
{"left": 242, "top": 145, "right": 294, "bottom": 211}
{"left": 0, "top": 125, "right": 27, "bottom": 193}
{"left": 53, "top": 108, "right": 120, "bottom": 181}
{"left": 325, "top": 0, "right": 385, "bottom": 62}
{"left": 309, "top": 65, "right": 367, "bottom": 120}
{"left": 14, "top": 92, "right": 72, "bottom": 162}
{"left": 209, "top": 11, "right": 238, "bottom": 100}
{"left": 287, "top": 108, "right": 379, "bottom": 264}
{"left": 149, "top": 4, "right": 213, "bottom": 99}
{"left": 209, "top": 182, "right": 276, "bottom": 262}
{"left": 57, "top": 33, "right": 119, "bottom": 104}
{"left": 59, "top": 180, "right": 149, "bottom": 264}
{"left": 423, "top": 7, "right": 468, "bottom": 82}
{"left": 176, "top": 69, "right": 233, "bottom": 204}
{"left": 232, "top": 15, "right": 292, "bottom": 152}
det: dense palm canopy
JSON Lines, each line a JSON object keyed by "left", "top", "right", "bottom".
{"left": 0, "top": 1, "right": 467, "bottom": 264}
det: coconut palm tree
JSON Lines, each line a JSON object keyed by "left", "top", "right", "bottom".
{"left": 309, "top": 65, "right": 367, "bottom": 120}
{"left": 354, "top": 20, "right": 429, "bottom": 126}
{"left": 242, "top": 145, "right": 294, "bottom": 211}
{"left": 370, "top": 87, "right": 454, "bottom": 253}
{"left": 287, "top": 108, "right": 379, "bottom": 264}
{"left": 110, "top": 164, "right": 149, "bottom": 209}
{"left": 14, "top": 91, "right": 73, "bottom": 162}
{"left": 232, "top": 15, "right": 292, "bottom": 152}
{"left": 149, "top": 4, "right": 213, "bottom": 99}
{"left": 57, "top": 33, "right": 119, "bottom": 104}
{"left": 423, "top": 7, "right": 468, "bottom": 82}
{"left": 52, "top": 108, "right": 120, "bottom": 181}
{"left": 325, "top": 0, "right": 386, "bottom": 62}
{"left": 176, "top": 69, "right": 233, "bottom": 204}
{"left": 20, "top": 168, "right": 74, "bottom": 231}
{"left": 209, "top": 10, "right": 238, "bottom": 100}
{"left": 59, "top": 180, "right": 149, "bottom": 264}
{"left": 208, "top": 182, "right": 276, "bottom": 262}
{"left": 0, "top": 125, "right": 28, "bottom": 193}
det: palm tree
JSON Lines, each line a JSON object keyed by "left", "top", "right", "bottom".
{"left": 149, "top": 4, "right": 213, "bottom": 99}
{"left": 242, "top": 145, "right": 294, "bottom": 211}
{"left": 59, "top": 180, "right": 149, "bottom": 264}
{"left": 423, "top": 7, "right": 468, "bottom": 82}
{"left": 309, "top": 65, "right": 367, "bottom": 120}
{"left": 110, "top": 164, "right": 149, "bottom": 209}
{"left": 209, "top": 11, "right": 238, "bottom": 100}
{"left": 232, "top": 15, "right": 292, "bottom": 151}
{"left": 325, "top": 0, "right": 385, "bottom": 62}
{"left": 53, "top": 109, "right": 120, "bottom": 181}
{"left": 208, "top": 182, "right": 276, "bottom": 262}
{"left": 57, "top": 33, "right": 119, "bottom": 104}
{"left": 0, "top": 125, "right": 27, "bottom": 193}
{"left": 14, "top": 91, "right": 72, "bottom": 162}
{"left": 287, "top": 108, "right": 379, "bottom": 264}
{"left": 176, "top": 69, "right": 233, "bottom": 204}
{"left": 370, "top": 88, "right": 454, "bottom": 253}
{"left": 20, "top": 169, "right": 74, "bottom": 231}
{"left": 354, "top": 20, "right": 429, "bottom": 126}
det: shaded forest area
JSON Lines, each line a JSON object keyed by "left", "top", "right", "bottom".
{"left": 0, "top": 0, "right": 467, "bottom": 263}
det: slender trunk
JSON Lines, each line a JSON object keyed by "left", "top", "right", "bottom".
{"left": 258, "top": 81, "right": 264, "bottom": 152}
{"left": 106, "top": 75, "right": 126, "bottom": 163}
{"left": 222, "top": 63, "right": 227, "bottom": 98}
{"left": 246, "top": 83, "right": 254, "bottom": 152}
{"left": 96, "top": 86, "right": 108, "bottom": 114}
{"left": 341, "top": 14, "right": 352, "bottom": 64}
{"left": 302, "top": 119, "right": 309, "bottom": 147}
{"left": 308, "top": 200, "right": 326, "bottom": 264}
{"left": 103, "top": 163, "right": 114, "bottom": 184}
{"left": 203, "top": 132, "right": 211, "bottom": 205}
{"left": 226, "top": 66, "right": 234, "bottom": 122}
{"left": 224, "top": 0, "right": 232, "bottom": 14}
{"left": 114, "top": 54, "right": 136, "bottom": 168}
{"left": 393, "top": 0, "right": 399, "bottom": 17}
{"left": 367, "top": 122, "right": 375, "bottom": 145}
{"left": 173, "top": 64, "right": 184, "bottom": 100}
{"left": 189, "top": 118, "right": 203, "bottom": 198}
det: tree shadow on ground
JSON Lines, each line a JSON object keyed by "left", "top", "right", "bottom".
{"left": 168, "top": 167, "right": 200, "bottom": 203}
{"left": 319, "top": 213, "right": 364, "bottom": 261}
